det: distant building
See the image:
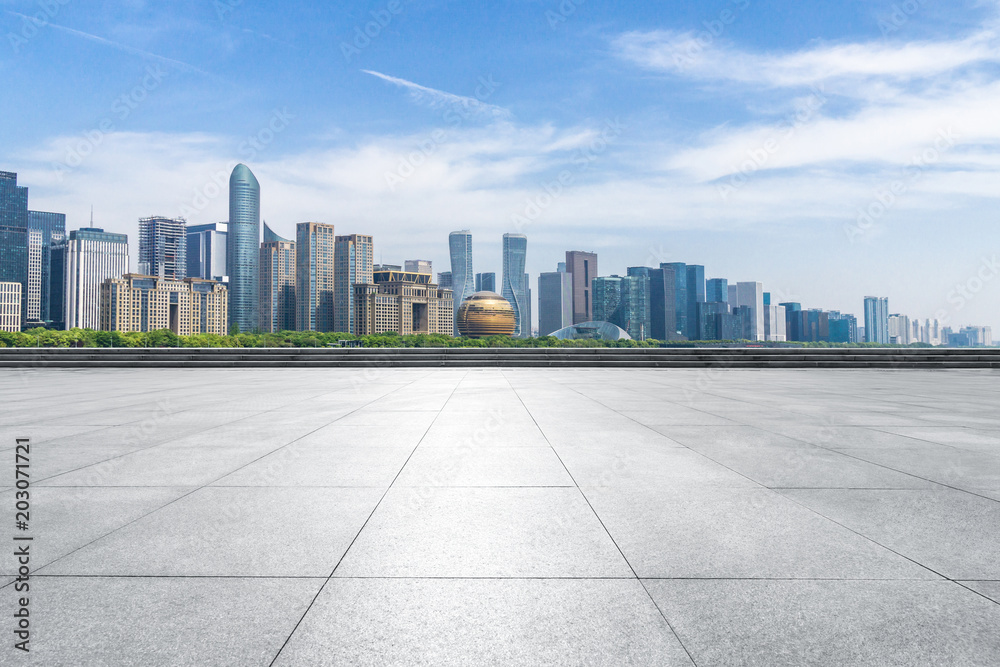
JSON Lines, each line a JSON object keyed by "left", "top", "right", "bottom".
{"left": 888, "top": 314, "right": 912, "bottom": 345}
{"left": 228, "top": 163, "right": 261, "bottom": 333}
{"left": 706, "top": 278, "right": 728, "bottom": 304}
{"left": 187, "top": 222, "right": 228, "bottom": 282}
{"left": 501, "top": 234, "right": 528, "bottom": 337}
{"left": 0, "top": 282, "right": 21, "bottom": 332}
{"left": 696, "top": 301, "right": 730, "bottom": 341}
{"left": 734, "top": 282, "right": 765, "bottom": 341}
{"left": 566, "top": 251, "right": 597, "bottom": 324}
{"left": 354, "top": 268, "right": 454, "bottom": 336}
{"left": 26, "top": 210, "right": 65, "bottom": 327}
{"left": 764, "top": 304, "right": 787, "bottom": 342}
{"left": 592, "top": 274, "right": 651, "bottom": 341}
{"left": 829, "top": 313, "right": 859, "bottom": 343}
{"left": 258, "top": 222, "right": 296, "bottom": 333}
{"left": 437, "top": 271, "right": 452, "bottom": 290}
{"left": 405, "top": 260, "right": 432, "bottom": 275}
{"left": 961, "top": 326, "right": 992, "bottom": 347}
{"left": 138, "top": 216, "right": 187, "bottom": 280}
{"left": 538, "top": 271, "right": 573, "bottom": 337}
{"left": 476, "top": 272, "right": 496, "bottom": 293}
{"left": 660, "top": 263, "right": 689, "bottom": 339}
{"left": 0, "top": 171, "right": 29, "bottom": 328}
{"left": 524, "top": 273, "right": 532, "bottom": 337}
{"left": 335, "top": 234, "right": 374, "bottom": 334}
{"left": 65, "top": 228, "right": 129, "bottom": 330}
{"left": 296, "top": 222, "right": 337, "bottom": 333}
{"left": 449, "top": 230, "right": 474, "bottom": 323}
{"left": 864, "top": 297, "right": 889, "bottom": 344}
{"left": 685, "top": 265, "right": 706, "bottom": 340}
{"left": 780, "top": 302, "right": 803, "bottom": 341}
{"left": 101, "top": 274, "right": 228, "bottom": 335}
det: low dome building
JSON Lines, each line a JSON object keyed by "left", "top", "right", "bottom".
{"left": 457, "top": 292, "right": 516, "bottom": 338}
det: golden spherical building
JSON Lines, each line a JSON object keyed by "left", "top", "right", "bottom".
{"left": 457, "top": 292, "right": 516, "bottom": 338}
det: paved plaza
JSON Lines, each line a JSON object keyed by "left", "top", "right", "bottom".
{"left": 2, "top": 367, "right": 1000, "bottom": 665}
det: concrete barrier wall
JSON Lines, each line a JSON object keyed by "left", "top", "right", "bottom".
{"left": 1, "top": 347, "right": 999, "bottom": 368}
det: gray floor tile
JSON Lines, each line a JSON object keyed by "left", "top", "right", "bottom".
{"left": 834, "top": 446, "right": 1000, "bottom": 490}
{"left": 874, "top": 426, "right": 1000, "bottom": 453}
{"left": 214, "top": 443, "right": 415, "bottom": 487}
{"left": 556, "top": 444, "right": 757, "bottom": 489}
{"left": 44, "top": 487, "right": 384, "bottom": 576}
{"left": 336, "top": 487, "right": 633, "bottom": 577}
{"left": 395, "top": 446, "right": 573, "bottom": 487}
{"left": 779, "top": 489, "right": 1000, "bottom": 580}
{"left": 585, "top": 486, "right": 935, "bottom": 579}
{"left": 647, "top": 580, "right": 1000, "bottom": 667}
{"left": 275, "top": 578, "right": 694, "bottom": 666}
{"left": 960, "top": 580, "right": 1000, "bottom": 603}
{"left": 28, "top": 577, "right": 322, "bottom": 666}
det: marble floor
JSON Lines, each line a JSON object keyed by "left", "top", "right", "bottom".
{"left": 2, "top": 367, "right": 999, "bottom": 665}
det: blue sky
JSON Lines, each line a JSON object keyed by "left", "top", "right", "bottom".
{"left": 3, "top": 0, "right": 1000, "bottom": 331}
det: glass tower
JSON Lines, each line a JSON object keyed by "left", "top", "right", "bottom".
{"left": 187, "top": 222, "right": 228, "bottom": 282}
{"left": 26, "top": 211, "right": 66, "bottom": 327}
{"left": 0, "top": 171, "right": 29, "bottom": 328}
{"left": 864, "top": 296, "right": 889, "bottom": 344}
{"left": 449, "top": 230, "right": 474, "bottom": 321}
{"left": 501, "top": 233, "right": 528, "bottom": 337}
{"left": 227, "top": 164, "right": 260, "bottom": 333}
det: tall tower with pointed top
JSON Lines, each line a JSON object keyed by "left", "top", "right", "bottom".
{"left": 227, "top": 164, "right": 260, "bottom": 333}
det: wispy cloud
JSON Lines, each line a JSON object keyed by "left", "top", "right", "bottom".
{"left": 362, "top": 69, "right": 511, "bottom": 121}
{"left": 5, "top": 11, "right": 210, "bottom": 76}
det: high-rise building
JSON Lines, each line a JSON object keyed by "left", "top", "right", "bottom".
{"left": 764, "top": 305, "right": 787, "bottom": 342}
{"left": 296, "top": 222, "right": 336, "bottom": 333}
{"left": 961, "top": 326, "right": 992, "bottom": 347}
{"left": 685, "top": 265, "right": 706, "bottom": 340}
{"left": 258, "top": 222, "right": 296, "bottom": 333}
{"left": 734, "top": 282, "right": 765, "bottom": 341}
{"left": 864, "top": 297, "right": 889, "bottom": 344}
{"left": 25, "top": 211, "right": 65, "bottom": 327}
{"left": 187, "top": 222, "right": 228, "bottom": 282}
{"left": 696, "top": 301, "right": 731, "bottom": 341}
{"left": 628, "top": 266, "right": 672, "bottom": 340}
{"left": 404, "top": 260, "right": 432, "bottom": 275}
{"left": 354, "top": 268, "right": 454, "bottom": 336}
{"left": 0, "top": 282, "right": 21, "bottom": 332}
{"left": 476, "top": 272, "right": 496, "bottom": 293}
{"left": 449, "top": 230, "right": 474, "bottom": 324}
{"left": 335, "top": 234, "right": 374, "bottom": 334}
{"left": 538, "top": 271, "right": 573, "bottom": 337}
{"left": 227, "top": 164, "right": 261, "bottom": 333}
{"left": 524, "top": 273, "right": 532, "bottom": 337}
{"left": 101, "top": 274, "right": 228, "bottom": 335}
{"left": 829, "top": 312, "right": 859, "bottom": 344}
{"left": 888, "top": 314, "right": 911, "bottom": 345}
{"left": 65, "top": 228, "right": 129, "bottom": 330}
{"left": 660, "top": 263, "right": 689, "bottom": 339}
{"left": 557, "top": 262, "right": 566, "bottom": 273}
{"left": 437, "top": 271, "right": 452, "bottom": 290}
{"left": 138, "top": 216, "right": 187, "bottom": 280}
{"left": 501, "top": 233, "right": 528, "bottom": 337}
{"left": 0, "top": 171, "right": 29, "bottom": 328}
{"left": 706, "top": 278, "right": 728, "bottom": 304}
{"left": 592, "top": 274, "right": 650, "bottom": 340}
{"left": 566, "top": 251, "right": 597, "bottom": 324}
{"left": 780, "top": 302, "right": 803, "bottom": 341}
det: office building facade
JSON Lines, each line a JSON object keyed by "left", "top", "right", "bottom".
{"left": 404, "top": 260, "right": 432, "bottom": 275}
{"left": 449, "top": 230, "right": 474, "bottom": 323}
{"left": 501, "top": 233, "right": 528, "bottom": 337}
{"left": 296, "top": 222, "right": 336, "bottom": 333}
{"left": 258, "top": 223, "right": 296, "bottom": 333}
{"left": 227, "top": 163, "right": 261, "bottom": 333}
{"left": 538, "top": 271, "right": 573, "bottom": 337}
{"left": 566, "top": 251, "right": 597, "bottom": 324}
{"left": 476, "top": 272, "right": 496, "bottom": 293}
{"left": 101, "top": 274, "right": 228, "bottom": 335}
{"left": 0, "top": 171, "right": 29, "bottom": 328}
{"left": 354, "top": 268, "right": 454, "bottom": 336}
{"left": 592, "top": 274, "right": 651, "bottom": 341}
{"left": 0, "top": 282, "right": 21, "bottom": 332}
{"left": 706, "top": 278, "right": 728, "bottom": 305}
{"left": 65, "top": 228, "right": 129, "bottom": 330}
{"left": 864, "top": 296, "right": 889, "bottom": 344}
{"left": 334, "top": 234, "right": 374, "bottom": 334}
{"left": 437, "top": 271, "right": 452, "bottom": 290}
{"left": 138, "top": 216, "right": 187, "bottom": 280}
{"left": 187, "top": 222, "right": 228, "bottom": 282}
{"left": 25, "top": 210, "right": 66, "bottom": 327}
{"left": 733, "top": 282, "right": 765, "bottom": 341}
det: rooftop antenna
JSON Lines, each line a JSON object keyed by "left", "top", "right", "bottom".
{"left": 90, "top": 206, "right": 94, "bottom": 226}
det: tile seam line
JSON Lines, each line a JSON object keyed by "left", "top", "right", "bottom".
{"left": 30, "top": 370, "right": 435, "bottom": 577}
{"left": 502, "top": 369, "right": 701, "bottom": 667}
{"left": 266, "top": 370, "right": 469, "bottom": 667}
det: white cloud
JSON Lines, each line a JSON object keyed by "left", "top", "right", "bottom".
{"left": 362, "top": 70, "right": 512, "bottom": 122}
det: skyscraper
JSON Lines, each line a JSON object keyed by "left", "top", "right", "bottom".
{"left": 566, "top": 251, "right": 597, "bottom": 324}
{"left": 524, "top": 273, "right": 532, "bottom": 337}
{"left": 734, "top": 282, "right": 765, "bottom": 341}
{"left": 0, "top": 171, "right": 28, "bottom": 328}
{"left": 449, "top": 230, "right": 474, "bottom": 321}
{"left": 538, "top": 271, "right": 573, "bottom": 337}
{"left": 25, "top": 211, "right": 65, "bottom": 327}
{"left": 227, "top": 164, "right": 261, "bottom": 333}
{"left": 685, "top": 265, "right": 706, "bottom": 340}
{"left": 592, "top": 275, "right": 650, "bottom": 340}
{"left": 628, "top": 266, "right": 671, "bottom": 340}
{"left": 501, "top": 233, "right": 528, "bottom": 337}
{"left": 65, "top": 228, "right": 129, "bottom": 330}
{"left": 404, "top": 260, "right": 432, "bottom": 275}
{"left": 661, "top": 263, "right": 689, "bottom": 339}
{"left": 296, "top": 222, "right": 336, "bottom": 333}
{"left": 437, "top": 271, "right": 453, "bottom": 290}
{"left": 258, "top": 222, "right": 296, "bottom": 333}
{"left": 476, "top": 272, "right": 496, "bottom": 293}
{"left": 138, "top": 216, "right": 187, "bottom": 280}
{"left": 335, "top": 234, "right": 374, "bottom": 334}
{"left": 0, "top": 282, "right": 21, "bottom": 333}
{"left": 706, "top": 278, "right": 728, "bottom": 305}
{"left": 187, "top": 222, "right": 228, "bottom": 282}
{"left": 864, "top": 297, "right": 889, "bottom": 344}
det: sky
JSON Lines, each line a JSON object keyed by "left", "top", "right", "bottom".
{"left": 2, "top": 0, "right": 999, "bottom": 331}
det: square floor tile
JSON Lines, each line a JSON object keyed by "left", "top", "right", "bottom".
{"left": 395, "top": 446, "right": 573, "bottom": 487}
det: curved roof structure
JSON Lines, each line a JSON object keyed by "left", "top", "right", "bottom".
{"left": 262, "top": 221, "right": 291, "bottom": 244}
{"left": 549, "top": 321, "right": 632, "bottom": 341}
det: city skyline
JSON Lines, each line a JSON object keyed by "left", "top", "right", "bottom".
{"left": 2, "top": 1, "right": 999, "bottom": 330}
